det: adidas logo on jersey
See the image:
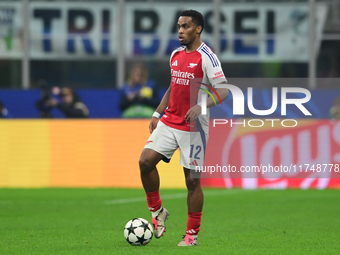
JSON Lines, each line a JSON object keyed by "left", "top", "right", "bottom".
{"left": 189, "top": 160, "right": 198, "bottom": 166}
{"left": 172, "top": 60, "right": 178, "bottom": 66}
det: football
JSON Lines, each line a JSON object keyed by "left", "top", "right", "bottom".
{"left": 124, "top": 218, "right": 153, "bottom": 246}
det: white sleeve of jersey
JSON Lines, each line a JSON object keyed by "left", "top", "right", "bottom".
{"left": 202, "top": 52, "right": 227, "bottom": 87}
{"left": 169, "top": 50, "right": 176, "bottom": 67}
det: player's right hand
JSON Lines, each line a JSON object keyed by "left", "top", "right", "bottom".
{"left": 149, "top": 117, "right": 159, "bottom": 133}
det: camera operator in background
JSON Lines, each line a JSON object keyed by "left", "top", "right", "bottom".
{"left": 36, "top": 80, "right": 54, "bottom": 118}
{"left": 45, "top": 87, "right": 89, "bottom": 118}
{"left": 36, "top": 82, "right": 89, "bottom": 118}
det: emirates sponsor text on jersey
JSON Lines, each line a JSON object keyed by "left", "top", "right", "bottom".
{"left": 171, "top": 69, "right": 195, "bottom": 79}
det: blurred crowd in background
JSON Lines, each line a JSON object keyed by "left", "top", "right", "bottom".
{"left": 0, "top": 0, "right": 340, "bottom": 119}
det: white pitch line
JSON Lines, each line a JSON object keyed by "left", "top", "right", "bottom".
{"left": 105, "top": 189, "right": 250, "bottom": 205}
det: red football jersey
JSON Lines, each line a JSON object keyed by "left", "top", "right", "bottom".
{"left": 161, "top": 42, "right": 227, "bottom": 133}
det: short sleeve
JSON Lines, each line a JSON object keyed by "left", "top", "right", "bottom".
{"left": 203, "top": 52, "right": 227, "bottom": 87}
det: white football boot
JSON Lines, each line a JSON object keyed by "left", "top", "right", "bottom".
{"left": 152, "top": 207, "right": 169, "bottom": 238}
{"left": 177, "top": 234, "right": 198, "bottom": 246}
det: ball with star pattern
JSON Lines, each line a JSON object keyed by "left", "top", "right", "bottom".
{"left": 124, "top": 218, "right": 153, "bottom": 246}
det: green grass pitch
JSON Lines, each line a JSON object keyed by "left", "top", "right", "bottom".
{"left": 0, "top": 188, "right": 339, "bottom": 254}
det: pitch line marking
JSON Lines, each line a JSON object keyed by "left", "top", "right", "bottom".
{"left": 105, "top": 189, "right": 252, "bottom": 205}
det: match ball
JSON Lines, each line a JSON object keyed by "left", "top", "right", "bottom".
{"left": 124, "top": 218, "right": 153, "bottom": 246}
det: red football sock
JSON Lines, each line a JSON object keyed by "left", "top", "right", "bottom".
{"left": 146, "top": 190, "right": 162, "bottom": 212}
{"left": 186, "top": 211, "right": 202, "bottom": 235}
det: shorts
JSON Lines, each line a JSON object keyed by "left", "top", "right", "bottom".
{"left": 144, "top": 121, "right": 208, "bottom": 170}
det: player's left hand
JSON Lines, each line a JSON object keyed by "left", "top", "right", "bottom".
{"left": 149, "top": 117, "right": 159, "bottom": 133}
{"left": 185, "top": 105, "right": 201, "bottom": 123}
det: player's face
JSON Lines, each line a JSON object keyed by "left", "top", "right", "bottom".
{"left": 177, "top": 16, "right": 201, "bottom": 46}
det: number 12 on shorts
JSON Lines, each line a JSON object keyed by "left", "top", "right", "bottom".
{"left": 189, "top": 145, "right": 202, "bottom": 159}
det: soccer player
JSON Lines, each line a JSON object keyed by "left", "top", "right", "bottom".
{"left": 139, "top": 9, "right": 229, "bottom": 246}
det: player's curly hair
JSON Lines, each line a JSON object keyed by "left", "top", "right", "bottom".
{"left": 179, "top": 10, "right": 204, "bottom": 34}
